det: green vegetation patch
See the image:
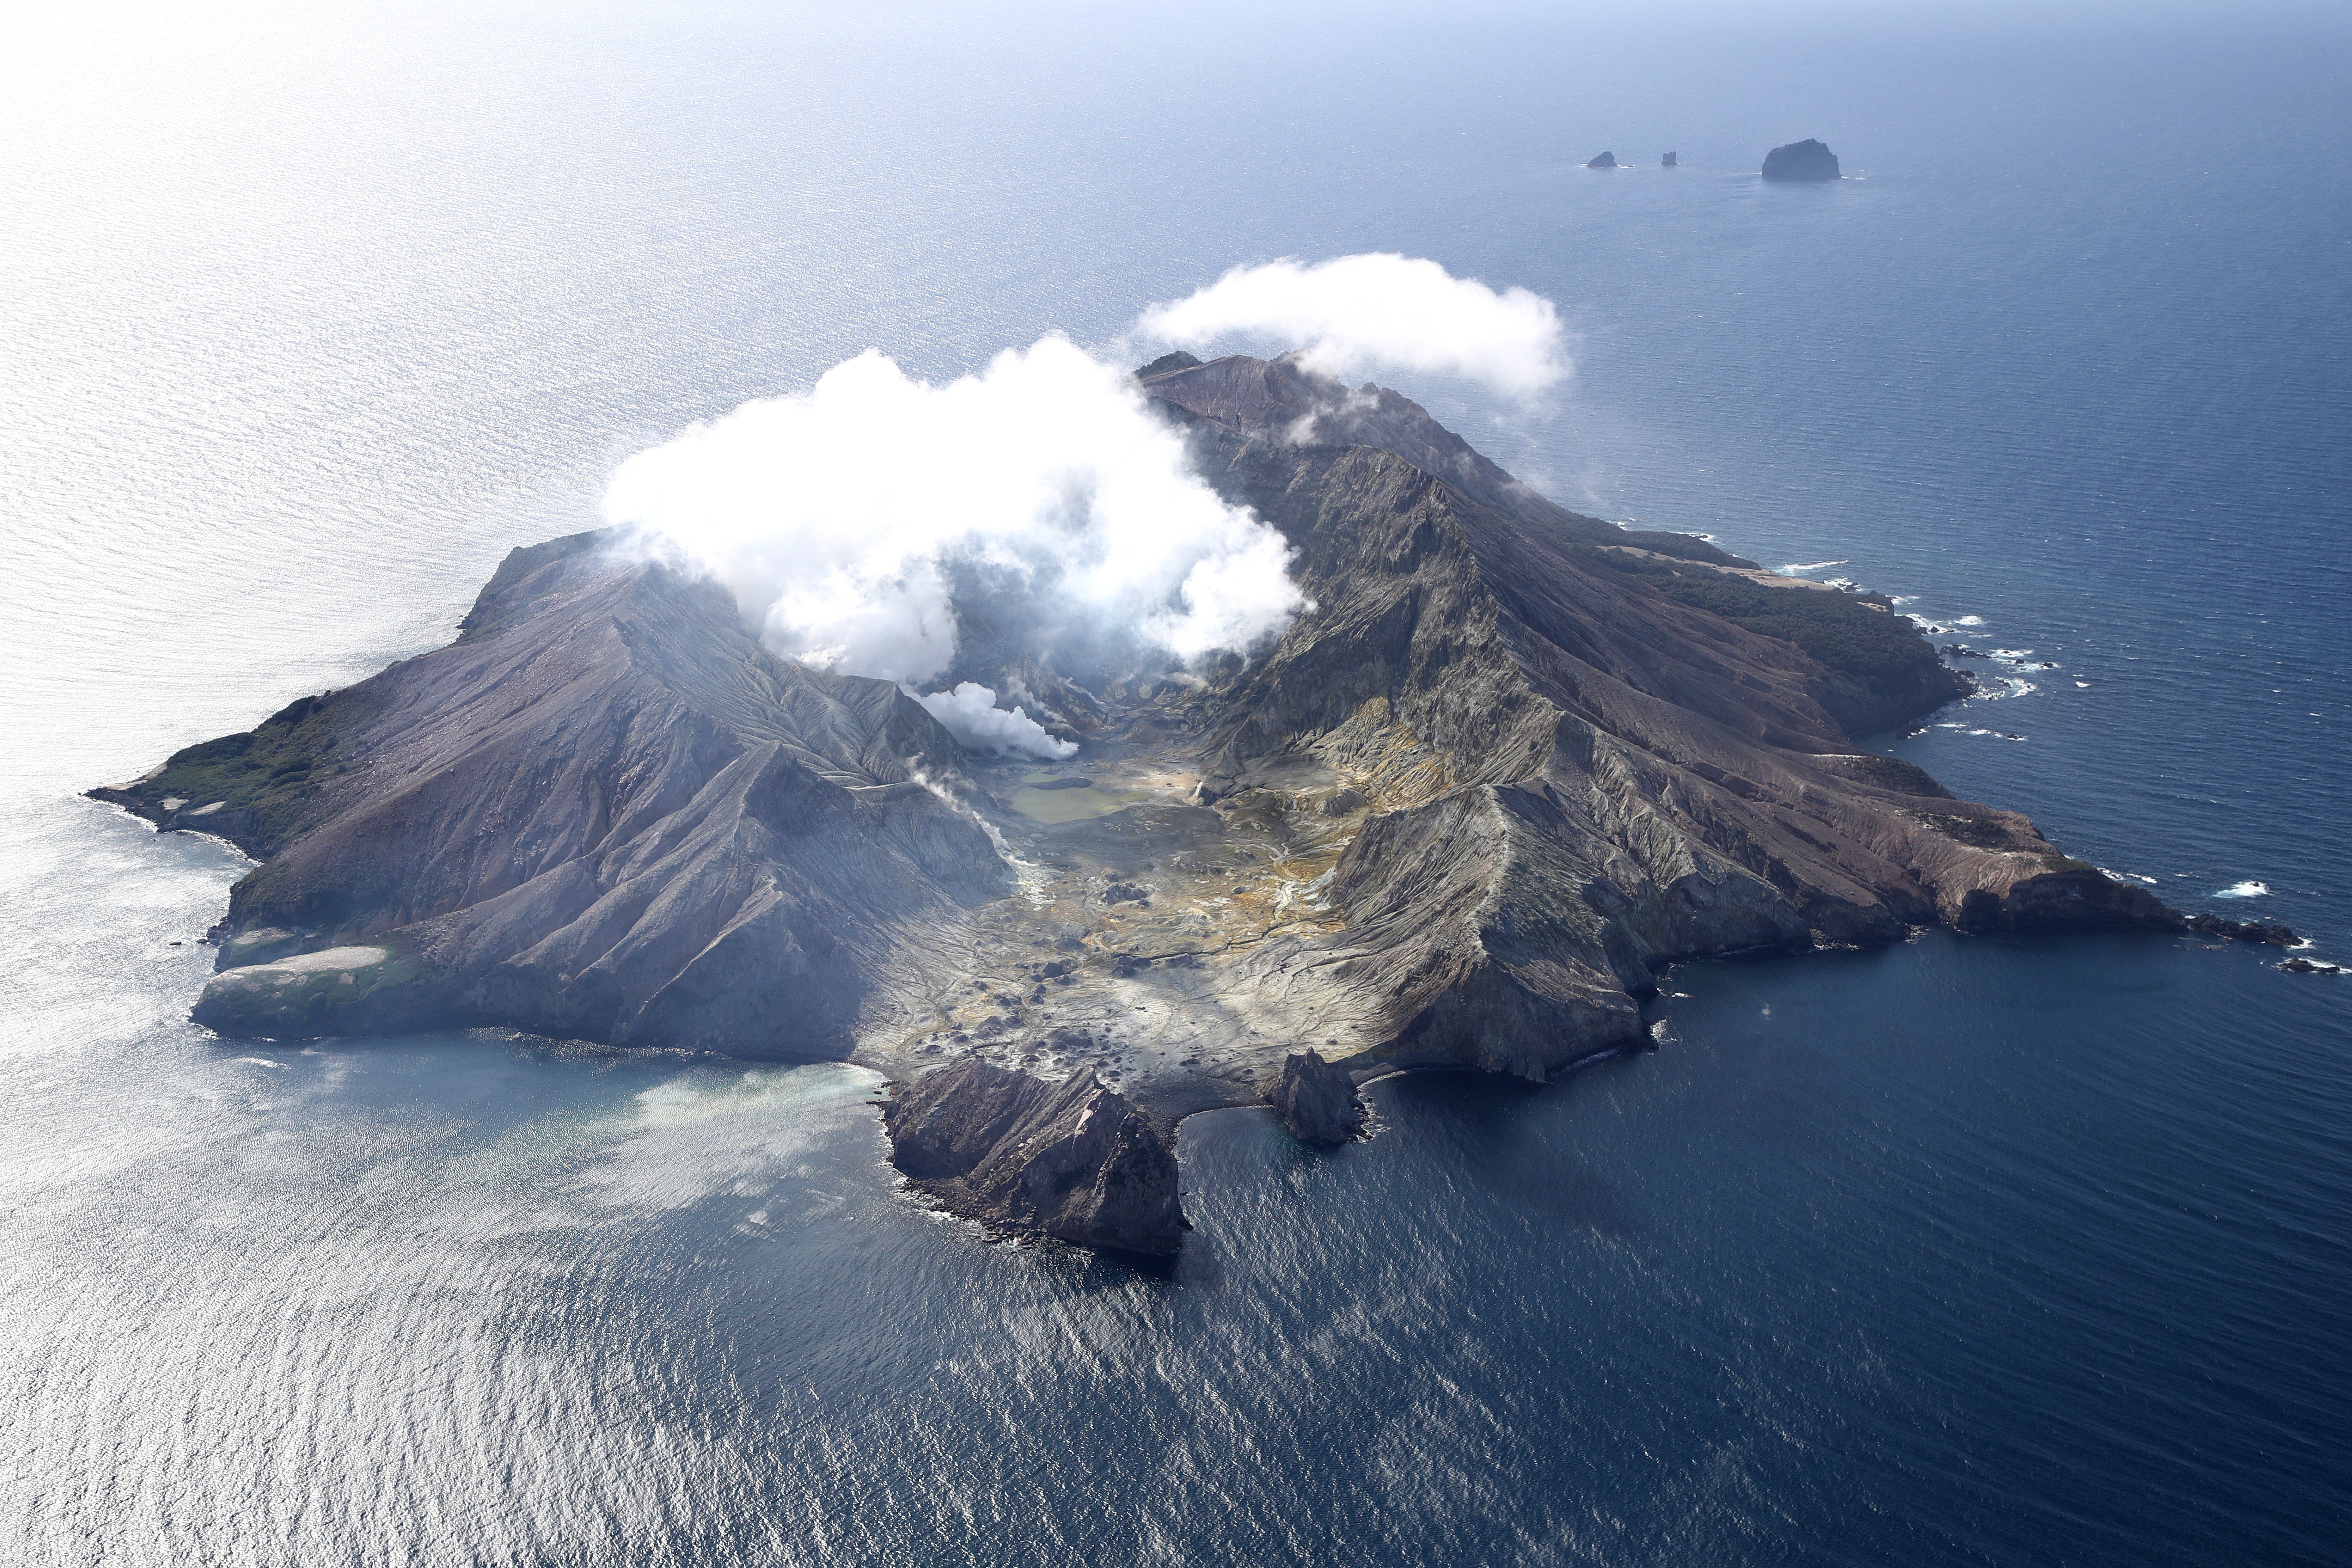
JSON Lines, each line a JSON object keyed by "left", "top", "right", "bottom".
{"left": 151, "top": 690, "right": 363, "bottom": 855}
{"left": 1609, "top": 528, "right": 1757, "bottom": 569}
{"left": 2038, "top": 854, "right": 2101, "bottom": 876}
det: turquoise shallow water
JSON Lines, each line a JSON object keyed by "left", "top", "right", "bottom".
{"left": 3, "top": 3, "right": 2347, "bottom": 1562}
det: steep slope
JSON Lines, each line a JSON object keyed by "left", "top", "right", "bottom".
{"left": 97, "top": 530, "right": 1011, "bottom": 1055}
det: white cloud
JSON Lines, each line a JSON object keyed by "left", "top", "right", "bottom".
{"left": 599, "top": 254, "right": 1559, "bottom": 764}
{"left": 600, "top": 336, "right": 1306, "bottom": 698}
{"left": 1134, "top": 253, "right": 1569, "bottom": 399}
{"left": 916, "top": 683, "right": 1076, "bottom": 760}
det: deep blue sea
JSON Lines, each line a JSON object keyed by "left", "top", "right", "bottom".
{"left": 4, "top": 3, "right": 2348, "bottom": 1563}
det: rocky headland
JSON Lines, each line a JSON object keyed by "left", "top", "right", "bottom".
{"left": 94, "top": 349, "right": 2294, "bottom": 1257}
{"left": 880, "top": 1059, "right": 1184, "bottom": 1256}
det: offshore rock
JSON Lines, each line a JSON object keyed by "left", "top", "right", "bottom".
{"left": 1661, "top": 151, "right": 1678, "bottom": 167}
{"left": 1269, "top": 1050, "right": 1364, "bottom": 1145}
{"left": 882, "top": 1059, "right": 1184, "bottom": 1256}
{"left": 1584, "top": 150, "right": 1618, "bottom": 169}
{"left": 1762, "top": 138, "right": 1841, "bottom": 181}
{"left": 2183, "top": 913, "right": 2298, "bottom": 946}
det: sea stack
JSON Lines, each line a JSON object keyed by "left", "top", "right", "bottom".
{"left": 1584, "top": 151, "right": 1617, "bottom": 169}
{"left": 1661, "top": 151, "right": 1677, "bottom": 167}
{"left": 1761, "top": 139, "right": 1841, "bottom": 181}
{"left": 1269, "top": 1050, "right": 1366, "bottom": 1145}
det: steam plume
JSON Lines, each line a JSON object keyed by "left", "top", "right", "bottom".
{"left": 1135, "top": 253, "right": 1569, "bottom": 399}
{"left": 600, "top": 256, "right": 1568, "bottom": 759}
{"left": 601, "top": 337, "right": 1302, "bottom": 757}
{"left": 917, "top": 683, "right": 1076, "bottom": 761}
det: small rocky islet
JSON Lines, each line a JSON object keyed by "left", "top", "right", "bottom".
{"left": 94, "top": 349, "right": 2296, "bottom": 1259}
{"left": 1763, "top": 138, "right": 1842, "bottom": 181}
{"left": 1576, "top": 141, "right": 1835, "bottom": 178}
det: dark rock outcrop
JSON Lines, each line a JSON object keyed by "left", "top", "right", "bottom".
{"left": 882, "top": 1059, "right": 1184, "bottom": 1255}
{"left": 1269, "top": 1050, "right": 1364, "bottom": 1145}
{"left": 1762, "top": 139, "right": 1841, "bottom": 182}
{"left": 1133, "top": 350, "right": 1203, "bottom": 380}
{"left": 1661, "top": 152, "right": 1677, "bottom": 167}
{"left": 1585, "top": 151, "right": 1617, "bottom": 169}
{"left": 2183, "top": 913, "right": 2298, "bottom": 946}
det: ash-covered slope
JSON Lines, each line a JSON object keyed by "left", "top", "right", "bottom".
{"left": 95, "top": 531, "right": 1010, "bottom": 1054}
{"left": 95, "top": 352, "right": 2285, "bottom": 1257}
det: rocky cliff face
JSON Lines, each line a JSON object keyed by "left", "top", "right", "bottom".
{"left": 93, "top": 349, "right": 2280, "bottom": 1259}
{"left": 882, "top": 1059, "right": 1184, "bottom": 1256}
{"left": 1762, "top": 138, "right": 1841, "bottom": 181}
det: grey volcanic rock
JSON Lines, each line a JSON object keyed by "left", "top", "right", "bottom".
{"left": 1137, "top": 351, "right": 1752, "bottom": 570}
{"left": 1584, "top": 151, "right": 1618, "bottom": 169}
{"left": 96, "top": 529, "right": 1010, "bottom": 1050}
{"left": 882, "top": 1059, "right": 1184, "bottom": 1254}
{"left": 1762, "top": 138, "right": 1841, "bottom": 181}
{"left": 1269, "top": 1050, "right": 1364, "bottom": 1144}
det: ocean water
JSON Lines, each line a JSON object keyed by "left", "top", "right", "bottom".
{"left": 3, "top": 3, "right": 2347, "bottom": 1563}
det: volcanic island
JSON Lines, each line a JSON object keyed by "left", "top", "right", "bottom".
{"left": 92, "top": 352, "right": 2293, "bottom": 1259}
